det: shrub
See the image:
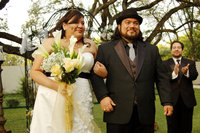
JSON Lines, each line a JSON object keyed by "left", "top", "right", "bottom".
{"left": 6, "top": 99, "right": 19, "bottom": 108}
{"left": 18, "top": 76, "right": 35, "bottom": 107}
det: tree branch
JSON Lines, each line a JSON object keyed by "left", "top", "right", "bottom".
{"left": 146, "top": 3, "right": 194, "bottom": 43}
{"left": 153, "top": 33, "right": 162, "bottom": 45}
{"left": 0, "top": 0, "right": 9, "bottom": 10}
{"left": 159, "top": 20, "right": 200, "bottom": 33}
{"left": 91, "top": 0, "right": 116, "bottom": 16}
{"left": 0, "top": 41, "right": 34, "bottom": 60}
{"left": 0, "top": 41, "right": 20, "bottom": 55}
{"left": 0, "top": 32, "right": 22, "bottom": 44}
{"left": 111, "top": 0, "right": 163, "bottom": 25}
{"left": 176, "top": 0, "right": 200, "bottom": 6}
{"left": 90, "top": 0, "right": 98, "bottom": 13}
{"left": 135, "top": 0, "right": 163, "bottom": 11}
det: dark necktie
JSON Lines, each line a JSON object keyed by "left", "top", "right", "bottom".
{"left": 177, "top": 59, "right": 180, "bottom": 64}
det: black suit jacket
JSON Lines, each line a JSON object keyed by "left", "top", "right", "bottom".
{"left": 163, "top": 58, "right": 198, "bottom": 108}
{"left": 91, "top": 39, "right": 172, "bottom": 124}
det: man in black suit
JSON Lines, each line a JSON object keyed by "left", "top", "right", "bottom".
{"left": 163, "top": 41, "right": 198, "bottom": 133}
{"left": 91, "top": 8, "right": 173, "bottom": 133}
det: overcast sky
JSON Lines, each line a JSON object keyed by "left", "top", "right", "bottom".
{"left": 1, "top": 0, "right": 31, "bottom": 36}
{"left": 1, "top": 0, "right": 91, "bottom": 37}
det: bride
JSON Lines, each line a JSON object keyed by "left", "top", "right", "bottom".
{"left": 30, "top": 9, "right": 105, "bottom": 133}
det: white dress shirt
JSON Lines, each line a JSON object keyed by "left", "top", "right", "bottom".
{"left": 172, "top": 57, "right": 189, "bottom": 79}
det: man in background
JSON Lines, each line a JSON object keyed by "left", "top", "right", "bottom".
{"left": 163, "top": 40, "right": 198, "bottom": 133}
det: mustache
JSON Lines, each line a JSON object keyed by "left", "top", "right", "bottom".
{"left": 128, "top": 28, "right": 136, "bottom": 32}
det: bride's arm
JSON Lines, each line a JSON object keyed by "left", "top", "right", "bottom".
{"left": 93, "top": 61, "right": 108, "bottom": 78}
{"left": 30, "top": 38, "right": 59, "bottom": 91}
{"left": 83, "top": 38, "right": 108, "bottom": 78}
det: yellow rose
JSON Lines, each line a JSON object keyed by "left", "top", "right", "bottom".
{"left": 63, "top": 58, "right": 76, "bottom": 73}
{"left": 51, "top": 64, "right": 62, "bottom": 78}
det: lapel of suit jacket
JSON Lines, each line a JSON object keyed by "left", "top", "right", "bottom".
{"left": 180, "top": 57, "right": 187, "bottom": 68}
{"left": 180, "top": 57, "right": 188, "bottom": 77}
{"left": 114, "top": 40, "right": 134, "bottom": 78}
{"left": 168, "top": 57, "right": 186, "bottom": 71}
{"left": 135, "top": 41, "right": 146, "bottom": 80}
{"left": 169, "top": 58, "right": 175, "bottom": 71}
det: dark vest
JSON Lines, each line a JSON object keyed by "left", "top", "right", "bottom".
{"left": 128, "top": 53, "right": 137, "bottom": 104}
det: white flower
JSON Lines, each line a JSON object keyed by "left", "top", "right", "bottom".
{"left": 77, "top": 44, "right": 87, "bottom": 59}
{"left": 101, "top": 32, "right": 106, "bottom": 38}
{"left": 78, "top": 55, "right": 85, "bottom": 73}
{"left": 32, "top": 43, "right": 49, "bottom": 58}
{"left": 69, "top": 35, "right": 77, "bottom": 58}
{"left": 52, "top": 30, "right": 62, "bottom": 49}
{"left": 41, "top": 52, "right": 65, "bottom": 72}
{"left": 76, "top": 45, "right": 86, "bottom": 71}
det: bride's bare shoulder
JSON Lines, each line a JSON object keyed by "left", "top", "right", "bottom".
{"left": 83, "top": 38, "right": 97, "bottom": 58}
{"left": 42, "top": 37, "right": 55, "bottom": 45}
{"left": 84, "top": 38, "right": 96, "bottom": 45}
{"left": 42, "top": 37, "right": 55, "bottom": 52}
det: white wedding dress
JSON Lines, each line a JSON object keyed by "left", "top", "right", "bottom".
{"left": 30, "top": 52, "right": 98, "bottom": 133}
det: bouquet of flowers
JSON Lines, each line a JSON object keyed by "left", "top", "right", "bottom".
{"left": 32, "top": 30, "right": 86, "bottom": 132}
{"left": 34, "top": 30, "right": 86, "bottom": 84}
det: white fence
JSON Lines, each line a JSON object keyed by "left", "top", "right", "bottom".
{"left": 2, "top": 66, "right": 31, "bottom": 93}
{"left": 1, "top": 62, "right": 200, "bottom": 93}
{"left": 193, "top": 62, "right": 200, "bottom": 85}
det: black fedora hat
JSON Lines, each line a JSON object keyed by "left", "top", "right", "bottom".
{"left": 116, "top": 8, "right": 143, "bottom": 25}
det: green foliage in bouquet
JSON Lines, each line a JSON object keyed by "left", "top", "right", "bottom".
{"left": 61, "top": 68, "right": 79, "bottom": 84}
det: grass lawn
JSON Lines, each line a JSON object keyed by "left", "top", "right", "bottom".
{"left": 3, "top": 89, "right": 200, "bottom": 133}
{"left": 154, "top": 89, "right": 200, "bottom": 133}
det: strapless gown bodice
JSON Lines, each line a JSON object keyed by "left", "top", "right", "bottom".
{"left": 81, "top": 52, "right": 94, "bottom": 73}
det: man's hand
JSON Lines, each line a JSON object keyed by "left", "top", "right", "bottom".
{"left": 181, "top": 64, "right": 190, "bottom": 75}
{"left": 174, "top": 64, "right": 180, "bottom": 75}
{"left": 100, "top": 96, "right": 116, "bottom": 112}
{"left": 164, "top": 105, "right": 173, "bottom": 116}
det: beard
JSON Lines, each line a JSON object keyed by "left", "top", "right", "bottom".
{"left": 119, "top": 28, "right": 140, "bottom": 41}
{"left": 172, "top": 51, "right": 182, "bottom": 58}
{"left": 123, "top": 34, "right": 139, "bottom": 41}
{"left": 172, "top": 54, "right": 182, "bottom": 58}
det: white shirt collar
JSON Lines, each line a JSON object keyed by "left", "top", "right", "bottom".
{"left": 172, "top": 57, "right": 182, "bottom": 64}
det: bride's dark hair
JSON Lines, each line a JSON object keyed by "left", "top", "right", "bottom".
{"left": 49, "top": 9, "right": 84, "bottom": 39}
{"left": 49, "top": 9, "right": 91, "bottom": 47}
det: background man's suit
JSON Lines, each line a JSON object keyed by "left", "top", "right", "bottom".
{"left": 91, "top": 39, "right": 172, "bottom": 125}
{"left": 163, "top": 57, "right": 198, "bottom": 133}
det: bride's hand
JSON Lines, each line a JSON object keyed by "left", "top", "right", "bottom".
{"left": 93, "top": 61, "right": 108, "bottom": 78}
{"left": 58, "top": 82, "right": 68, "bottom": 95}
